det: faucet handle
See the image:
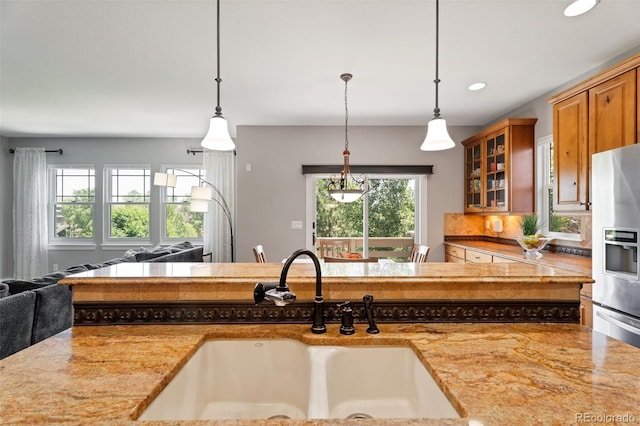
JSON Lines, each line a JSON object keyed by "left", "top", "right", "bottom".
{"left": 338, "top": 301, "right": 355, "bottom": 335}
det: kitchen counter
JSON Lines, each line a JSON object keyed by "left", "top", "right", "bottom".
{"left": 59, "top": 262, "right": 592, "bottom": 325}
{"left": 444, "top": 240, "right": 592, "bottom": 276}
{"left": 1, "top": 323, "right": 638, "bottom": 425}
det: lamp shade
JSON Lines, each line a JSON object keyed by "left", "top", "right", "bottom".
{"left": 190, "top": 199, "right": 210, "bottom": 213}
{"left": 329, "top": 189, "right": 365, "bottom": 203}
{"left": 191, "top": 186, "right": 213, "bottom": 200}
{"left": 153, "top": 172, "right": 177, "bottom": 187}
{"left": 420, "top": 118, "right": 456, "bottom": 151}
{"left": 201, "top": 116, "right": 235, "bottom": 151}
{"left": 564, "top": 0, "right": 599, "bottom": 17}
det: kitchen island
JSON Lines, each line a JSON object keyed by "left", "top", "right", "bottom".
{"left": 59, "top": 261, "right": 592, "bottom": 325}
{"left": 1, "top": 323, "right": 638, "bottom": 425}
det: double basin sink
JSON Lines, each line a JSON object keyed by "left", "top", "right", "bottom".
{"left": 139, "top": 339, "right": 460, "bottom": 421}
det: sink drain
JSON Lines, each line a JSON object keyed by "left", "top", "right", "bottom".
{"left": 346, "top": 413, "right": 373, "bottom": 419}
{"left": 268, "top": 415, "right": 291, "bottom": 419}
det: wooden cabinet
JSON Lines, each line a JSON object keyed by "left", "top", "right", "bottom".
{"left": 549, "top": 54, "right": 640, "bottom": 213}
{"left": 589, "top": 69, "right": 637, "bottom": 156}
{"left": 465, "top": 249, "right": 493, "bottom": 263}
{"left": 445, "top": 245, "right": 465, "bottom": 263}
{"left": 445, "top": 244, "right": 520, "bottom": 264}
{"left": 580, "top": 283, "right": 593, "bottom": 328}
{"left": 462, "top": 118, "right": 537, "bottom": 214}
{"left": 553, "top": 92, "right": 589, "bottom": 211}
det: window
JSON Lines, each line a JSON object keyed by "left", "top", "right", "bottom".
{"left": 161, "top": 168, "right": 205, "bottom": 241}
{"left": 105, "top": 166, "right": 151, "bottom": 240}
{"left": 51, "top": 167, "right": 95, "bottom": 240}
{"left": 538, "top": 137, "right": 582, "bottom": 239}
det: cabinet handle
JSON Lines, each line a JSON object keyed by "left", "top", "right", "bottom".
{"left": 578, "top": 202, "right": 592, "bottom": 206}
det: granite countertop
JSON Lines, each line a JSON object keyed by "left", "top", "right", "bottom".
{"left": 1, "top": 323, "right": 638, "bottom": 425}
{"left": 444, "top": 240, "right": 592, "bottom": 276}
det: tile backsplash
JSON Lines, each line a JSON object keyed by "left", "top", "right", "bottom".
{"left": 444, "top": 213, "right": 592, "bottom": 250}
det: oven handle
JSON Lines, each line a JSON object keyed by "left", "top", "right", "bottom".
{"left": 596, "top": 310, "right": 640, "bottom": 335}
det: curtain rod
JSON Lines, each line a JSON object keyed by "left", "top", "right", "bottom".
{"left": 10, "top": 148, "right": 63, "bottom": 155}
{"left": 186, "top": 149, "right": 237, "bottom": 156}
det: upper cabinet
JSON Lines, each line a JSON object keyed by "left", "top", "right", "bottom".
{"left": 549, "top": 54, "right": 640, "bottom": 212}
{"left": 462, "top": 118, "right": 537, "bottom": 215}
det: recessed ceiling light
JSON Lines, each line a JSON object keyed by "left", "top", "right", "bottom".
{"left": 468, "top": 82, "right": 487, "bottom": 91}
{"left": 564, "top": 0, "right": 599, "bottom": 17}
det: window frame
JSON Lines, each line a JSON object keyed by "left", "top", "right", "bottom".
{"left": 103, "top": 165, "right": 152, "bottom": 244}
{"left": 158, "top": 166, "right": 206, "bottom": 244}
{"left": 536, "top": 135, "right": 583, "bottom": 241}
{"left": 48, "top": 165, "right": 96, "bottom": 245}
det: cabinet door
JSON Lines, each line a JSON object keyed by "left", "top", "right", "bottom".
{"left": 464, "top": 140, "right": 483, "bottom": 213}
{"left": 483, "top": 129, "right": 508, "bottom": 212}
{"left": 553, "top": 92, "right": 589, "bottom": 211}
{"left": 589, "top": 69, "right": 637, "bottom": 157}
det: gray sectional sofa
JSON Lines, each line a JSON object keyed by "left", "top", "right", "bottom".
{"left": 0, "top": 241, "right": 204, "bottom": 360}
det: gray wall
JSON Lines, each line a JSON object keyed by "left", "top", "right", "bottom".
{"left": 2, "top": 137, "right": 202, "bottom": 274}
{"left": 235, "top": 125, "right": 479, "bottom": 262}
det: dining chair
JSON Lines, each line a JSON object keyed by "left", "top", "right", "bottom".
{"left": 317, "top": 240, "right": 351, "bottom": 258}
{"left": 409, "top": 244, "right": 430, "bottom": 263}
{"left": 252, "top": 244, "right": 267, "bottom": 263}
{"left": 323, "top": 256, "right": 379, "bottom": 263}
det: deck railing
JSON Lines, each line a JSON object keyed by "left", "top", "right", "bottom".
{"left": 316, "top": 237, "right": 414, "bottom": 260}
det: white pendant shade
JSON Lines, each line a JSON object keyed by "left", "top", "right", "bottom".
{"left": 201, "top": 116, "right": 235, "bottom": 151}
{"left": 189, "top": 199, "right": 210, "bottom": 213}
{"left": 329, "top": 189, "right": 365, "bottom": 203}
{"left": 191, "top": 186, "right": 213, "bottom": 200}
{"left": 564, "top": 0, "right": 599, "bottom": 17}
{"left": 420, "top": 118, "right": 455, "bottom": 151}
{"left": 153, "top": 172, "right": 177, "bottom": 188}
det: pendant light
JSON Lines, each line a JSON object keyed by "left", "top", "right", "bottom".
{"left": 563, "top": 0, "right": 599, "bottom": 17}
{"left": 201, "top": 0, "right": 235, "bottom": 151}
{"left": 328, "top": 73, "right": 368, "bottom": 203}
{"left": 420, "top": 0, "right": 455, "bottom": 151}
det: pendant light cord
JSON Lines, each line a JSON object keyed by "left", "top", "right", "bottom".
{"left": 344, "top": 75, "right": 349, "bottom": 151}
{"left": 433, "top": 0, "right": 441, "bottom": 119}
{"left": 215, "top": 0, "right": 223, "bottom": 117}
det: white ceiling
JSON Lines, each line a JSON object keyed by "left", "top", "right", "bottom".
{"left": 1, "top": 0, "right": 640, "bottom": 139}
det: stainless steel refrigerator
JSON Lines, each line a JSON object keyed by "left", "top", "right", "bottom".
{"left": 592, "top": 143, "right": 640, "bottom": 348}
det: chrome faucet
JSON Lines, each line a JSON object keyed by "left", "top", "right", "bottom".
{"left": 253, "top": 248, "right": 326, "bottom": 334}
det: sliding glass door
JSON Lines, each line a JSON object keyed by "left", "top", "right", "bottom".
{"left": 310, "top": 175, "right": 420, "bottom": 261}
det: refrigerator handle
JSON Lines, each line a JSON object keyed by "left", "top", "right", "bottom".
{"left": 596, "top": 310, "right": 640, "bottom": 335}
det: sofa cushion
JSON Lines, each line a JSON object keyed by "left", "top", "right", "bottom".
{"left": 0, "top": 291, "right": 36, "bottom": 359}
{"left": 3, "top": 279, "right": 48, "bottom": 295}
{"left": 0, "top": 283, "right": 8, "bottom": 298}
{"left": 31, "top": 285, "right": 72, "bottom": 344}
{"left": 134, "top": 251, "right": 170, "bottom": 262}
{"left": 141, "top": 246, "right": 204, "bottom": 263}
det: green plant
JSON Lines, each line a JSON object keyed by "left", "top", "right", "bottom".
{"left": 519, "top": 214, "right": 539, "bottom": 236}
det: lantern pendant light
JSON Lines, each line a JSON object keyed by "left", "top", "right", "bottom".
{"left": 420, "top": 0, "right": 455, "bottom": 151}
{"left": 328, "top": 73, "right": 368, "bottom": 203}
{"left": 201, "top": 0, "right": 235, "bottom": 151}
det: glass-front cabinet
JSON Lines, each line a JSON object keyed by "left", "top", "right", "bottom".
{"left": 464, "top": 139, "right": 483, "bottom": 213}
{"left": 462, "top": 118, "right": 537, "bottom": 215}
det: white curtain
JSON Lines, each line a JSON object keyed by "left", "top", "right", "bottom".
{"left": 13, "top": 147, "right": 49, "bottom": 278}
{"left": 203, "top": 151, "right": 236, "bottom": 262}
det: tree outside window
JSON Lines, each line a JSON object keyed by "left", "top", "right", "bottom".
{"left": 162, "top": 168, "right": 204, "bottom": 239}
{"left": 52, "top": 168, "right": 95, "bottom": 239}
{"left": 106, "top": 168, "right": 151, "bottom": 239}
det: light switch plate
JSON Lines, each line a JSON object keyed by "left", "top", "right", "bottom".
{"left": 291, "top": 221, "right": 303, "bottom": 230}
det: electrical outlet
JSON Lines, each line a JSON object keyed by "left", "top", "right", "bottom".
{"left": 291, "top": 221, "right": 303, "bottom": 230}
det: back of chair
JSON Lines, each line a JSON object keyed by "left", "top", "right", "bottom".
{"left": 323, "top": 256, "right": 379, "bottom": 263}
{"left": 409, "top": 244, "right": 430, "bottom": 263}
{"left": 252, "top": 245, "right": 267, "bottom": 263}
